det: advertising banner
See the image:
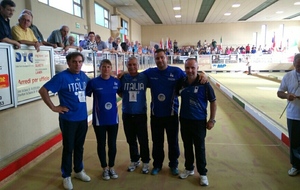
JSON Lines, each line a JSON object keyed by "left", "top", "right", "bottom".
{"left": 15, "top": 49, "right": 51, "bottom": 103}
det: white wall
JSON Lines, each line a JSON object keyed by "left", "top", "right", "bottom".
{"left": 141, "top": 21, "right": 300, "bottom": 49}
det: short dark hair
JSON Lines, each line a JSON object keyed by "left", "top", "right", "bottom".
{"left": 1, "top": 0, "right": 16, "bottom": 8}
{"left": 155, "top": 49, "right": 165, "bottom": 54}
{"left": 100, "top": 59, "right": 112, "bottom": 67}
{"left": 66, "top": 52, "right": 84, "bottom": 63}
{"left": 88, "top": 31, "right": 95, "bottom": 36}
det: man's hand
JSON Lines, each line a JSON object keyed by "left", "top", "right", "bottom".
{"left": 199, "top": 72, "right": 208, "bottom": 84}
{"left": 51, "top": 105, "right": 69, "bottom": 114}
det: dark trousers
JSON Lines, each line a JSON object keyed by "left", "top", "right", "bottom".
{"left": 59, "top": 117, "right": 88, "bottom": 178}
{"left": 123, "top": 113, "right": 150, "bottom": 163}
{"left": 180, "top": 117, "right": 208, "bottom": 175}
{"left": 150, "top": 115, "right": 179, "bottom": 168}
{"left": 287, "top": 119, "right": 300, "bottom": 169}
{"left": 93, "top": 124, "right": 118, "bottom": 168}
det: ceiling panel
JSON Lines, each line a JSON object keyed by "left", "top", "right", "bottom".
{"left": 103, "top": 0, "right": 300, "bottom": 25}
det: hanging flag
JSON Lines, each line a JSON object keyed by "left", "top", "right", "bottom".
{"left": 168, "top": 38, "right": 172, "bottom": 49}
{"left": 160, "top": 39, "right": 162, "bottom": 48}
{"left": 272, "top": 32, "right": 276, "bottom": 48}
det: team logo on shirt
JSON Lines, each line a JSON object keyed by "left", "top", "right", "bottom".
{"left": 105, "top": 102, "right": 112, "bottom": 110}
{"left": 168, "top": 73, "right": 175, "bottom": 81}
{"left": 158, "top": 93, "right": 166, "bottom": 101}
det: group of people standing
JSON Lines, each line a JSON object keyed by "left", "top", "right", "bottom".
{"left": 39, "top": 49, "right": 217, "bottom": 190}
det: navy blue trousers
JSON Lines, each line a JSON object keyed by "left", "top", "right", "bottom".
{"left": 59, "top": 117, "right": 88, "bottom": 178}
{"left": 150, "top": 115, "right": 179, "bottom": 168}
{"left": 180, "top": 117, "right": 208, "bottom": 175}
{"left": 93, "top": 124, "right": 118, "bottom": 168}
{"left": 123, "top": 113, "right": 150, "bottom": 163}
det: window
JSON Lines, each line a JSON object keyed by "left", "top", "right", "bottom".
{"left": 121, "top": 19, "right": 128, "bottom": 36}
{"left": 38, "top": 0, "right": 82, "bottom": 17}
{"left": 95, "top": 3, "right": 109, "bottom": 28}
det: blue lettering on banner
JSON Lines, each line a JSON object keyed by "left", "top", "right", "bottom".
{"left": 15, "top": 52, "right": 33, "bottom": 63}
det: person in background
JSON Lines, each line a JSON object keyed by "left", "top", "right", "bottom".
{"left": 112, "top": 37, "right": 123, "bottom": 52}
{"left": 106, "top": 36, "right": 114, "bottom": 51}
{"left": 39, "top": 52, "right": 91, "bottom": 190}
{"left": 86, "top": 59, "right": 121, "bottom": 181}
{"left": 176, "top": 58, "right": 217, "bottom": 186}
{"left": 65, "top": 35, "right": 82, "bottom": 51}
{"left": 119, "top": 57, "right": 150, "bottom": 174}
{"left": 11, "top": 13, "right": 41, "bottom": 52}
{"left": 277, "top": 53, "right": 300, "bottom": 177}
{"left": 21, "top": 9, "right": 57, "bottom": 48}
{"left": 79, "top": 33, "right": 88, "bottom": 47}
{"left": 95, "top": 34, "right": 107, "bottom": 51}
{"left": 0, "top": 0, "right": 20, "bottom": 48}
{"left": 47, "top": 25, "right": 70, "bottom": 49}
{"left": 80, "top": 31, "right": 97, "bottom": 51}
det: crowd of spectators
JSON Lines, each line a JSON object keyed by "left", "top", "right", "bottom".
{"left": 0, "top": 0, "right": 286, "bottom": 58}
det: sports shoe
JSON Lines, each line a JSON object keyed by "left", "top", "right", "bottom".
{"left": 109, "top": 168, "right": 119, "bottom": 179}
{"left": 74, "top": 170, "right": 91, "bottom": 182}
{"left": 200, "top": 175, "right": 209, "bottom": 186}
{"left": 179, "top": 169, "right": 194, "bottom": 179}
{"left": 142, "top": 163, "right": 149, "bottom": 174}
{"left": 170, "top": 167, "right": 179, "bottom": 175}
{"left": 288, "top": 167, "right": 299, "bottom": 176}
{"left": 128, "top": 161, "right": 140, "bottom": 172}
{"left": 151, "top": 167, "right": 161, "bottom": 175}
{"left": 63, "top": 177, "right": 73, "bottom": 190}
{"left": 102, "top": 169, "right": 110, "bottom": 180}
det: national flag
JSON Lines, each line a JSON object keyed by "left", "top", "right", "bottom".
{"left": 168, "top": 38, "right": 172, "bottom": 49}
{"left": 272, "top": 32, "right": 276, "bottom": 48}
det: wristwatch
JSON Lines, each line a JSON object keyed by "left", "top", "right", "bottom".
{"left": 209, "top": 119, "right": 216, "bottom": 124}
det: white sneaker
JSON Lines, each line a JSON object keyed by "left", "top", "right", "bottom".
{"left": 200, "top": 175, "right": 209, "bottom": 186}
{"left": 288, "top": 167, "right": 299, "bottom": 176}
{"left": 109, "top": 168, "right": 119, "bottom": 179}
{"left": 142, "top": 163, "right": 149, "bottom": 174}
{"left": 74, "top": 170, "right": 91, "bottom": 182}
{"left": 128, "top": 161, "right": 140, "bottom": 172}
{"left": 63, "top": 177, "right": 73, "bottom": 190}
{"left": 179, "top": 169, "right": 194, "bottom": 179}
{"left": 102, "top": 169, "right": 110, "bottom": 180}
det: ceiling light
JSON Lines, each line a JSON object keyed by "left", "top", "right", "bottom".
{"left": 175, "top": 15, "right": 181, "bottom": 18}
{"left": 294, "top": 2, "right": 300, "bottom": 5}
{"left": 276, "top": 11, "right": 283, "bottom": 14}
{"left": 232, "top": 4, "right": 240, "bottom": 8}
{"left": 173, "top": 7, "right": 181, "bottom": 10}
{"left": 224, "top": 13, "right": 231, "bottom": 16}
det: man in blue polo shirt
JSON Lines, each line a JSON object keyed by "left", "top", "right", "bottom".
{"left": 39, "top": 52, "right": 91, "bottom": 190}
{"left": 176, "top": 58, "right": 217, "bottom": 186}
{"left": 120, "top": 56, "right": 150, "bottom": 174}
{"left": 143, "top": 49, "right": 207, "bottom": 176}
{"left": 0, "top": 0, "right": 20, "bottom": 48}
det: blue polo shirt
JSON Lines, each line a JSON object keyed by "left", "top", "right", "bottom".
{"left": 0, "top": 14, "right": 12, "bottom": 40}
{"left": 120, "top": 73, "right": 148, "bottom": 114}
{"left": 86, "top": 76, "right": 121, "bottom": 126}
{"left": 176, "top": 77, "right": 216, "bottom": 120}
{"left": 43, "top": 69, "right": 90, "bottom": 121}
{"left": 143, "top": 66, "right": 185, "bottom": 117}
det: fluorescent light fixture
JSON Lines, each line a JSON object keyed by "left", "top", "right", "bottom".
{"left": 173, "top": 6, "right": 181, "bottom": 10}
{"left": 224, "top": 13, "right": 231, "bottom": 16}
{"left": 232, "top": 4, "right": 240, "bottom": 8}
{"left": 276, "top": 11, "right": 283, "bottom": 14}
{"left": 175, "top": 15, "right": 181, "bottom": 18}
{"left": 294, "top": 2, "right": 300, "bottom": 5}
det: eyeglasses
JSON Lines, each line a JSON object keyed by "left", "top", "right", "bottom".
{"left": 21, "top": 18, "right": 31, "bottom": 22}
